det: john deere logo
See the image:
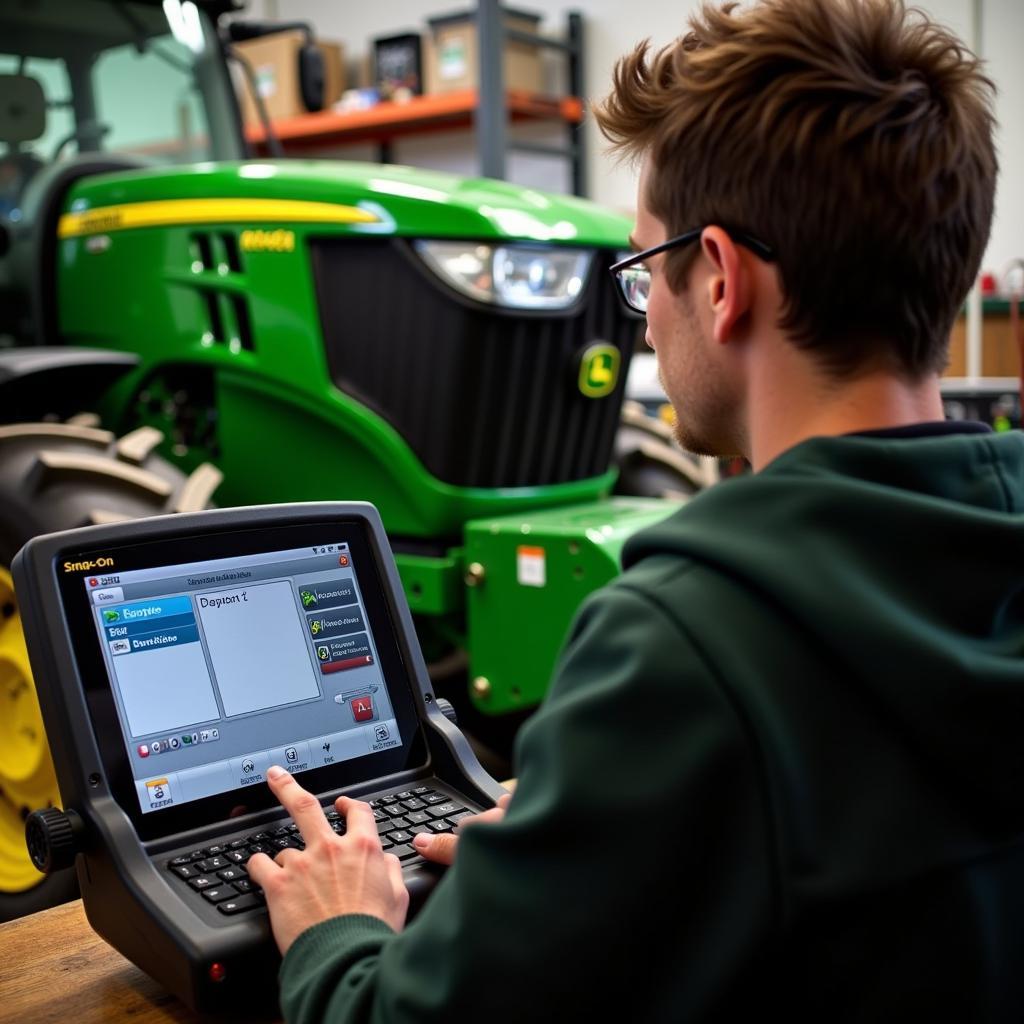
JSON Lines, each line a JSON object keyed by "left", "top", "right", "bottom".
{"left": 578, "top": 343, "right": 620, "bottom": 398}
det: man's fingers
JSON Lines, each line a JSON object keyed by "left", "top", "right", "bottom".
{"left": 412, "top": 793, "right": 511, "bottom": 865}
{"left": 385, "top": 852, "right": 404, "bottom": 894}
{"left": 334, "top": 795, "right": 380, "bottom": 843}
{"left": 412, "top": 831, "right": 458, "bottom": 865}
{"left": 246, "top": 850, "right": 278, "bottom": 887}
{"left": 266, "top": 766, "right": 333, "bottom": 845}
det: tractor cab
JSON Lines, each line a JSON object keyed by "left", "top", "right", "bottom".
{"left": 0, "top": 0, "right": 242, "bottom": 347}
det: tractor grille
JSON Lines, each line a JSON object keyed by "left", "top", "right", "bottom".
{"left": 310, "top": 239, "right": 640, "bottom": 489}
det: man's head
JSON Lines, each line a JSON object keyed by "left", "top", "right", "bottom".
{"left": 596, "top": 0, "right": 997, "bottom": 454}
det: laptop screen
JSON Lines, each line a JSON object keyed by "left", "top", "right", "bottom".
{"left": 86, "top": 541, "right": 402, "bottom": 816}
{"left": 56, "top": 515, "right": 428, "bottom": 842}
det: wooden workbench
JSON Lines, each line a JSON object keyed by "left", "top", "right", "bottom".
{"left": 0, "top": 900, "right": 277, "bottom": 1023}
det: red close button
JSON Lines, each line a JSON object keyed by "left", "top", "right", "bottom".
{"left": 350, "top": 695, "right": 374, "bottom": 722}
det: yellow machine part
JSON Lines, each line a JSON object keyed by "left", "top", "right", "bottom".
{"left": 0, "top": 566, "right": 59, "bottom": 892}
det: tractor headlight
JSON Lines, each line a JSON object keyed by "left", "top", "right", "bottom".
{"left": 413, "top": 241, "right": 592, "bottom": 310}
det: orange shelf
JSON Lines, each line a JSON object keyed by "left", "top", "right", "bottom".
{"left": 247, "top": 89, "right": 584, "bottom": 152}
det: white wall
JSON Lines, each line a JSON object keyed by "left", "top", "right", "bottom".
{"left": 257, "top": 0, "right": 1022, "bottom": 274}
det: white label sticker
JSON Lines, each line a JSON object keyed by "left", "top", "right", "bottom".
{"left": 439, "top": 40, "right": 468, "bottom": 80}
{"left": 517, "top": 546, "right": 546, "bottom": 588}
{"left": 256, "top": 64, "right": 277, "bottom": 98}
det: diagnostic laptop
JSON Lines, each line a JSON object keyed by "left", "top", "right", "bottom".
{"left": 13, "top": 502, "right": 504, "bottom": 1013}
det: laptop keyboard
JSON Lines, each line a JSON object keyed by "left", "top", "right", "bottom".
{"left": 164, "top": 786, "right": 474, "bottom": 916}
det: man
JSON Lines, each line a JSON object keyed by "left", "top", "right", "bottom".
{"left": 248, "top": 0, "right": 1024, "bottom": 1019}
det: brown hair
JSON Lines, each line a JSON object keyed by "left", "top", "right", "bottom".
{"left": 594, "top": 0, "right": 998, "bottom": 377}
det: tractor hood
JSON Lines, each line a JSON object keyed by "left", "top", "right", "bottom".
{"left": 62, "top": 160, "right": 633, "bottom": 248}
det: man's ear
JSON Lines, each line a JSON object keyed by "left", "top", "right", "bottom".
{"left": 700, "top": 227, "right": 753, "bottom": 346}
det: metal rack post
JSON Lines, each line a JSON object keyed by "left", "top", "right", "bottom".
{"left": 475, "top": 4, "right": 587, "bottom": 196}
{"left": 476, "top": 0, "right": 507, "bottom": 182}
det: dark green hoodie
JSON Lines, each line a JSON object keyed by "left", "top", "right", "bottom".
{"left": 279, "top": 428, "right": 1024, "bottom": 1023}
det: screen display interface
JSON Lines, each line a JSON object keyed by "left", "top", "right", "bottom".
{"left": 83, "top": 542, "right": 402, "bottom": 815}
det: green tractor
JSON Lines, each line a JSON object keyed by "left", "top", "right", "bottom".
{"left": 0, "top": 0, "right": 680, "bottom": 918}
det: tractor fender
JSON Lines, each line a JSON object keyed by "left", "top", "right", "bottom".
{"left": 0, "top": 348, "right": 139, "bottom": 424}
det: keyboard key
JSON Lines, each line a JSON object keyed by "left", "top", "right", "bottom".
{"left": 228, "top": 839, "right": 248, "bottom": 850}
{"left": 247, "top": 843, "right": 269, "bottom": 855}
{"left": 387, "top": 830, "right": 413, "bottom": 844}
{"left": 389, "top": 844, "right": 421, "bottom": 861}
{"left": 423, "top": 793, "right": 448, "bottom": 805}
{"left": 394, "top": 791, "right": 414, "bottom": 801}
{"left": 412, "top": 787, "right": 431, "bottom": 795}
{"left": 188, "top": 850, "right": 207, "bottom": 862}
{"left": 169, "top": 855, "right": 192, "bottom": 867}
{"left": 217, "top": 867, "right": 246, "bottom": 882}
{"left": 188, "top": 875, "right": 216, "bottom": 890}
{"left": 196, "top": 856, "right": 228, "bottom": 872}
{"left": 233, "top": 880, "right": 253, "bottom": 894}
{"left": 272, "top": 837, "right": 298, "bottom": 851}
{"left": 427, "top": 803, "right": 462, "bottom": 819}
{"left": 171, "top": 864, "right": 198, "bottom": 880}
{"left": 409, "top": 824, "right": 432, "bottom": 836}
{"left": 218, "top": 894, "right": 261, "bottom": 915}
{"left": 205, "top": 845, "right": 226, "bottom": 856}
{"left": 401, "top": 798, "right": 427, "bottom": 811}
{"left": 225, "top": 850, "right": 248, "bottom": 864}
{"left": 447, "top": 811, "right": 474, "bottom": 826}
{"left": 405, "top": 810, "right": 430, "bottom": 825}
{"left": 202, "top": 887, "right": 236, "bottom": 904}
{"left": 426, "top": 820, "right": 452, "bottom": 834}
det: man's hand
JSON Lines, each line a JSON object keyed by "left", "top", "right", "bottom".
{"left": 411, "top": 792, "right": 512, "bottom": 866}
{"left": 247, "top": 766, "right": 409, "bottom": 956}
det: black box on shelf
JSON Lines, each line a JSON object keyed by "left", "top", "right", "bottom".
{"left": 373, "top": 33, "right": 423, "bottom": 99}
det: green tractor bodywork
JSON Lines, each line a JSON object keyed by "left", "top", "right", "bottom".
{"left": 0, "top": 0, "right": 678, "bottom": 912}
{"left": 60, "top": 160, "right": 675, "bottom": 712}
{"left": 66, "top": 161, "right": 629, "bottom": 538}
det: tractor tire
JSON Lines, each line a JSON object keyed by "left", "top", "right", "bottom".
{"left": 613, "top": 401, "right": 721, "bottom": 499}
{"left": 0, "top": 419, "right": 222, "bottom": 921}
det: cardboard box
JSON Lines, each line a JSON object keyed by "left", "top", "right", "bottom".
{"left": 234, "top": 30, "right": 345, "bottom": 125}
{"left": 424, "top": 8, "right": 544, "bottom": 95}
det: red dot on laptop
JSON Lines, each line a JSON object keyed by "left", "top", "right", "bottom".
{"left": 339, "top": 555, "right": 349, "bottom": 567}
{"left": 89, "top": 578, "right": 99, "bottom": 587}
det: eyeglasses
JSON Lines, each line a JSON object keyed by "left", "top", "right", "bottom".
{"left": 609, "top": 227, "right": 776, "bottom": 314}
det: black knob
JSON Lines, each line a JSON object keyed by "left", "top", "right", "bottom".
{"left": 25, "top": 807, "right": 81, "bottom": 874}
{"left": 435, "top": 697, "right": 458, "bottom": 727}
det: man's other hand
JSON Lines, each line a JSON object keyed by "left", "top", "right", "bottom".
{"left": 411, "top": 792, "right": 512, "bottom": 866}
{"left": 247, "top": 766, "right": 410, "bottom": 955}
